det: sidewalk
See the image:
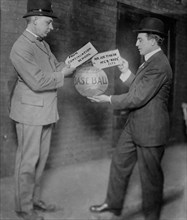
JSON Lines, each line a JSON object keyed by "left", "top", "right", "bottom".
{"left": 0, "top": 143, "right": 186, "bottom": 220}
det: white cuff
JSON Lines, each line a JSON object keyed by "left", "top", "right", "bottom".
{"left": 109, "top": 95, "right": 112, "bottom": 103}
{"left": 120, "top": 69, "right": 131, "bottom": 82}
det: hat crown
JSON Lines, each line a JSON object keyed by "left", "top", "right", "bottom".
{"left": 136, "top": 17, "right": 166, "bottom": 36}
{"left": 23, "top": 0, "right": 57, "bottom": 18}
{"left": 27, "top": 0, "right": 52, "bottom": 12}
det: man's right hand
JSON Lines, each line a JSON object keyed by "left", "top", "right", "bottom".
{"left": 118, "top": 57, "right": 129, "bottom": 73}
{"left": 62, "top": 65, "right": 75, "bottom": 77}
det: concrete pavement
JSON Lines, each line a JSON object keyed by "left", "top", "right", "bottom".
{"left": 0, "top": 143, "right": 186, "bottom": 220}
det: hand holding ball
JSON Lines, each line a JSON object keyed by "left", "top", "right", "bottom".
{"left": 74, "top": 66, "right": 108, "bottom": 97}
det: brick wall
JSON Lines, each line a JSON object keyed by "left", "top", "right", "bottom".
{"left": 1, "top": 0, "right": 187, "bottom": 178}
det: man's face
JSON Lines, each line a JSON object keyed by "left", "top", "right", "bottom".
{"left": 34, "top": 16, "right": 53, "bottom": 38}
{"left": 136, "top": 33, "right": 153, "bottom": 56}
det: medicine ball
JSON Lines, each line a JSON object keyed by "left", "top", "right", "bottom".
{"left": 74, "top": 66, "right": 108, "bottom": 97}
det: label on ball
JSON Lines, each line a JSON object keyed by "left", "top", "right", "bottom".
{"left": 65, "top": 42, "right": 98, "bottom": 68}
{"left": 92, "top": 49, "right": 121, "bottom": 69}
{"left": 74, "top": 74, "right": 108, "bottom": 86}
{"left": 74, "top": 66, "right": 108, "bottom": 97}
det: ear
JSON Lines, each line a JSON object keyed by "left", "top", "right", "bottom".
{"left": 151, "top": 38, "right": 156, "bottom": 46}
{"left": 33, "top": 16, "right": 38, "bottom": 25}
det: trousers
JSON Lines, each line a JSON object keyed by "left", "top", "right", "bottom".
{"left": 105, "top": 126, "right": 165, "bottom": 220}
{"left": 14, "top": 123, "right": 53, "bottom": 212}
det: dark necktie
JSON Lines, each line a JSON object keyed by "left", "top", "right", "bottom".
{"left": 139, "top": 56, "right": 145, "bottom": 69}
{"left": 37, "top": 36, "right": 43, "bottom": 42}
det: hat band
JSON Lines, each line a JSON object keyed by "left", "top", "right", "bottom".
{"left": 28, "top": 9, "right": 53, "bottom": 13}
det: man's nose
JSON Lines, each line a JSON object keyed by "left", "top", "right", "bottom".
{"left": 50, "top": 23, "right": 54, "bottom": 30}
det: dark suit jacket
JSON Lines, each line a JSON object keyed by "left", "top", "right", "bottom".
{"left": 111, "top": 51, "right": 173, "bottom": 146}
{"left": 9, "top": 31, "right": 66, "bottom": 125}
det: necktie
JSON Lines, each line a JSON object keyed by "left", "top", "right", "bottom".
{"left": 37, "top": 36, "right": 43, "bottom": 42}
{"left": 139, "top": 56, "right": 145, "bottom": 69}
{"left": 139, "top": 62, "right": 145, "bottom": 69}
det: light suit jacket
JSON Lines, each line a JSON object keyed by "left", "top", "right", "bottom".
{"left": 111, "top": 51, "right": 173, "bottom": 146}
{"left": 9, "top": 30, "right": 65, "bottom": 125}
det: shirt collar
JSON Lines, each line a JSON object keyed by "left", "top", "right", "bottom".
{"left": 144, "top": 48, "right": 161, "bottom": 61}
{"left": 26, "top": 29, "right": 38, "bottom": 38}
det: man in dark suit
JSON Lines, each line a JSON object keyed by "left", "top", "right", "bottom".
{"left": 88, "top": 17, "right": 173, "bottom": 220}
{"left": 9, "top": 0, "right": 75, "bottom": 219}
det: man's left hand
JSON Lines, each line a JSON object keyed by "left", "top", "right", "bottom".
{"left": 88, "top": 95, "right": 111, "bottom": 103}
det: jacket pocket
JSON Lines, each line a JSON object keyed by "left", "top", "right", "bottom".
{"left": 21, "top": 94, "right": 44, "bottom": 107}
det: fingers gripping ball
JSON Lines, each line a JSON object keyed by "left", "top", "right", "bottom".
{"left": 74, "top": 66, "right": 108, "bottom": 97}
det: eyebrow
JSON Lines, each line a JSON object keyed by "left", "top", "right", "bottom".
{"left": 47, "top": 19, "right": 53, "bottom": 23}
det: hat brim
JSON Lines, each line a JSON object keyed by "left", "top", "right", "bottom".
{"left": 133, "top": 29, "right": 167, "bottom": 37}
{"left": 23, "top": 11, "right": 57, "bottom": 18}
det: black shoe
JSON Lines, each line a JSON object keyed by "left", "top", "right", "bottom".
{"left": 33, "top": 200, "right": 56, "bottom": 212}
{"left": 16, "top": 210, "right": 44, "bottom": 220}
{"left": 89, "top": 203, "right": 121, "bottom": 216}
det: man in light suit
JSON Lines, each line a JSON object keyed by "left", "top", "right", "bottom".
{"left": 89, "top": 17, "right": 173, "bottom": 220}
{"left": 9, "top": 0, "right": 75, "bottom": 219}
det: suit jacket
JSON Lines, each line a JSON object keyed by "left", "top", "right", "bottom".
{"left": 111, "top": 51, "right": 173, "bottom": 146}
{"left": 9, "top": 30, "right": 66, "bottom": 125}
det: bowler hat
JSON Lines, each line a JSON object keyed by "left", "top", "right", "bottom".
{"left": 134, "top": 17, "right": 167, "bottom": 36}
{"left": 23, "top": 0, "right": 57, "bottom": 18}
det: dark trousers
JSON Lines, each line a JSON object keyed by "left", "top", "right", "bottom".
{"left": 105, "top": 127, "right": 165, "bottom": 220}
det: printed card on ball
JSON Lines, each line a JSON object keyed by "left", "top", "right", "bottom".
{"left": 92, "top": 49, "right": 121, "bottom": 69}
{"left": 65, "top": 42, "right": 98, "bottom": 68}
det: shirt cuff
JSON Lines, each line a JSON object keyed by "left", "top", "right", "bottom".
{"left": 120, "top": 69, "right": 131, "bottom": 82}
{"left": 109, "top": 95, "right": 112, "bottom": 103}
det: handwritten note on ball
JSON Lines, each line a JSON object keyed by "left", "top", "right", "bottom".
{"left": 92, "top": 49, "right": 121, "bottom": 69}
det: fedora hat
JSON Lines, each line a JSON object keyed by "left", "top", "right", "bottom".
{"left": 23, "top": 0, "right": 57, "bottom": 18}
{"left": 134, "top": 17, "right": 167, "bottom": 36}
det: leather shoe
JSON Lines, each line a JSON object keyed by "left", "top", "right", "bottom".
{"left": 33, "top": 200, "right": 56, "bottom": 212}
{"left": 16, "top": 210, "right": 44, "bottom": 220}
{"left": 89, "top": 203, "right": 121, "bottom": 216}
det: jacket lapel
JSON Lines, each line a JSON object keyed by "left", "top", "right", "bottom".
{"left": 22, "top": 30, "right": 49, "bottom": 56}
{"left": 136, "top": 61, "right": 147, "bottom": 75}
{"left": 136, "top": 50, "right": 164, "bottom": 76}
{"left": 35, "top": 41, "right": 49, "bottom": 56}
